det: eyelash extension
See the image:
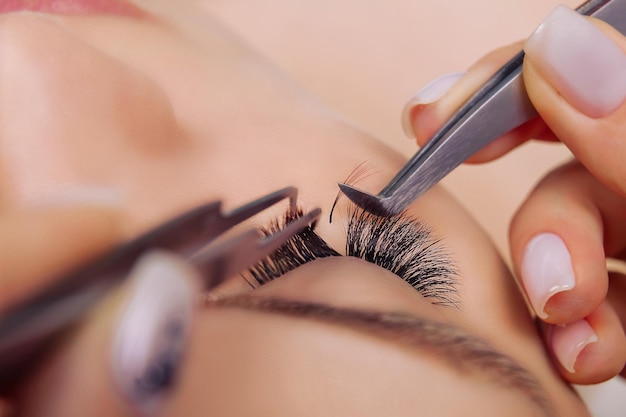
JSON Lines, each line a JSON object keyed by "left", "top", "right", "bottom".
{"left": 344, "top": 205, "right": 458, "bottom": 307}
{"left": 329, "top": 160, "right": 379, "bottom": 223}
{"left": 244, "top": 206, "right": 458, "bottom": 307}
{"left": 245, "top": 208, "right": 341, "bottom": 286}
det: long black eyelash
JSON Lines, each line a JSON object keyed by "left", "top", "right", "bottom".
{"left": 244, "top": 206, "right": 458, "bottom": 307}
{"left": 329, "top": 160, "right": 379, "bottom": 223}
{"left": 344, "top": 205, "right": 458, "bottom": 308}
{"left": 245, "top": 208, "right": 341, "bottom": 286}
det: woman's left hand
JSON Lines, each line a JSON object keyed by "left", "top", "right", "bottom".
{"left": 403, "top": 5, "right": 626, "bottom": 384}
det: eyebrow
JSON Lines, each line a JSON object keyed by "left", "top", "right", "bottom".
{"left": 207, "top": 295, "right": 556, "bottom": 417}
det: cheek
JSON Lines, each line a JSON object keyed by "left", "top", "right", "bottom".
{"left": 409, "top": 188, "right": 573, "bottom": 403}
{"left": 14, "top": 295, "right": 131, "bottom": 417}
{"left": 0, "top": 13, "right": 181, "bottom": 207}
{"left": 408, "top": 186, "right": 534, "bottom": 333}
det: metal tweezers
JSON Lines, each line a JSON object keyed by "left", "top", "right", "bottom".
{"left": 339, "top": 0, "right": 626, "bottom": 217}
{"left": 0, "top": 187, "right": 320, "bottom": 390}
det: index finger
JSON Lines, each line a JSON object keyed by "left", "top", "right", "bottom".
{"left": 402, "top": 42, "right": 558, "bottom": 163}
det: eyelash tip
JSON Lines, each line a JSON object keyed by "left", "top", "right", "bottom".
{"left": 330, "top": 181, "right": 350, "bottom": 224}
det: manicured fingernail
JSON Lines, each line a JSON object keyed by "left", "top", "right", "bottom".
{"left": 551, "top": 319, "right": 598, "bottom": 373}
{"left": 112, "top": 250, "right": 197, "bottom": 416}
{"left": 401, "top": 72, "right": 464, "bottom": 138}
{"left": 524, "top": 5, "right": 626, "bottom": 118}
{"left": 521, "top": 233, "right": 575, "bottom": 319}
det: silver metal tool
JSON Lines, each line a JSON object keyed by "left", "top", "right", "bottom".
{"left": 339, "top": 0, "right": 626, "bottom": 217}
{"left": 0, "top": 187, "right": 320, "bottom": 390}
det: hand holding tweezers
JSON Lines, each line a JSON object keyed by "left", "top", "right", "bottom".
{"left": 0, "top": 187, "right": 320, "bottom": 391}
{"left": 339, "top": 0, "right": 626, "bottom": 217}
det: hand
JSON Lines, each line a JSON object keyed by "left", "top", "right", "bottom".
{"left": 0, "top": 195, "right": 201, "bottom": 417}
{"left": 403, "top": 5, "right": 626, "bottom": 384}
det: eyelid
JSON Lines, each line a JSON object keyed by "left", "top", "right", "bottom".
{"left": 242, "top": 205, "right": 458, "bottom": 307}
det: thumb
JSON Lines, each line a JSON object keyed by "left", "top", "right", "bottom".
{"left": 523, "top": 5, "right": 626, "bottom": 196}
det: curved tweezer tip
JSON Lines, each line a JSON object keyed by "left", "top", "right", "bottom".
{"left": 338, "top": 1, "right": 626, "bottom": 220}
{"left": 338, "top": 183, "right": 398, "bottom": 217}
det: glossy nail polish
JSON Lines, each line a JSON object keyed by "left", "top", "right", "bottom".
{"left": 525, "top": 5, "right": 626, "bottom": 117}
{"left": 112, "top": 250, "right": 197, "bottom": 416}
{"left": 401, "top": 72, "right": 465, "bottom": 138}
{"left": 521, "top": 233, "right": 575, "bottom": 319}
{"left": 551, "top": 319, "right": 598, "bottom": 373}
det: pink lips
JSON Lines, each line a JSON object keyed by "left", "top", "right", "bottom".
{"left": 0, "top": 0, "right": 145, "bottom": 17}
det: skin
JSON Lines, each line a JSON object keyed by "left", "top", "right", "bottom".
{"left": 0, "top": 1, "right": 610, "bottom": 416}
{"left": 202, "top": 0, "right": 581, "bottom": 254}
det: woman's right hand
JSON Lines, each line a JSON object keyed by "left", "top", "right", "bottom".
{"left": 402, "top": 5, "right": 626, "bottom": 385}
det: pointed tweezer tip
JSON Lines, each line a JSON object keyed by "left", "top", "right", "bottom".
{"left": 267, "top": 207, "right": 322, "bottom": 247}
{"left": 337, "top": 183, "right": 398, "bottom": 217}
{"left": 255, "top": 206, "right": 322, "bottom": 250}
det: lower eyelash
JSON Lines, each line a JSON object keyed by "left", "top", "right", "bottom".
{"left": 244, "top": 206, "right": 458, "bottom": 307}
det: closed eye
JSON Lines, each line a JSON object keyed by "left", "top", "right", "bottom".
{"left": 244, "top": 204, "right": 458, "bottom": 308}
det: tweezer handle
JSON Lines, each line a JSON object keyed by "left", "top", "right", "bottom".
{"left": 0, "top": 186, "right": 305, "bottom": 392}
{"left": 382, "top": 51, "right": 531, "bottom": 201}
{"left": 0, "top": 202, "right": 223, "bottom": 391}
{"left": 382, "top": 0, "right": 626, "bottom": 209}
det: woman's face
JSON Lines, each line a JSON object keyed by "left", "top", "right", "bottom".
{"left": 1, "top": 1, "right": 589, "bottom": 416}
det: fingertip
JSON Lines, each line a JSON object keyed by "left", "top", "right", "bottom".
{"left": 522, "top": 8, "right": 626, "bottom": 196}
{"left": 509, "top": 164, "right": 610, "bottom": 324}
{"left": 551, "top": 319, "right": 598, "bottom": 374}
{"left": 521, "top": 237, "right": 607, "bottom": 325}
{"left": 520, "top": 233, "right": 576, "bottom": 320}
{"left": 403, "top": 41, "right": 547, "bottom": 159}
{"left": 15, "top": 251, "right": 200, "bottom": 417}
{"left": 406, "top": 102, "right": 445, "bottom": 147}
{"left": 524, "top": 5, "right": 626, "bottom": 119}
{"left": 547, "top": 303, "right": 626, "bottom": 385}
{"left": 400, "top": 72, "right": 465, "bottom": 140}
{"left": 112, "top": 250, "right": 199, "bottom": 416}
